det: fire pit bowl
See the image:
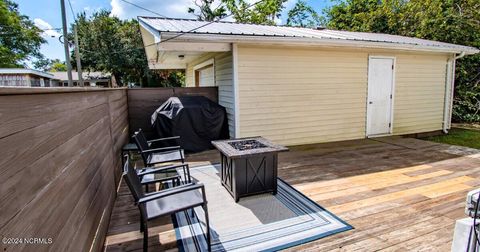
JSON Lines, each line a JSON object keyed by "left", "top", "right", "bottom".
{"left": 228, "top": 139, "right": 267, "bottom": 151}
{"left": 212, "top": 137, "right": 288, "bottom": 202}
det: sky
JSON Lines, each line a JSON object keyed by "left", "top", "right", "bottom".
{"left": 16, "top": 0, "right": 335, "bottom": 62}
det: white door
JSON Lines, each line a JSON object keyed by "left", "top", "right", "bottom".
{"left": 367, "top": 57, "right": 394, "bottom": 136}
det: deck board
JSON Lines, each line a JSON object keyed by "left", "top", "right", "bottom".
{"left": 104, "top": 137, "right": 480, "bottom": 251}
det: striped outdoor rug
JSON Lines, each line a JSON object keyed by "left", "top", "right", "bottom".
{"left": 173, "top": 164, "right": 352, "bottom": 252}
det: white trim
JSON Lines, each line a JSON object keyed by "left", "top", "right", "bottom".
{"left": 193, "top": 58, "right": 215, "bottom": 87}
{"left": 157, "top": 42, "right": 231, "bottom": 52}
{"left": 193, "top": 58, "right": 214, "bottom": 71}
{"left": 138, "top": 18, "right": 161, "bottom": 44}
{"left": 448, "top": 57, "right": 457, "bottom": 129}
{"left": 366, "top": 55, "right": 396, "bottom": 137}
{"left": 160, "top": 33, "right": 480, "bottom": 55}
{"left": 367, "top": 133, "right": 393, "bottom": 138}
{"left": 443, "top": 55, "right": 454, "bottom": 132}
{"left": 148, "top": 62, "right": 186, "bottom": 69}
{"left": 232, "top": 44, "right": 240, "bottom": 138}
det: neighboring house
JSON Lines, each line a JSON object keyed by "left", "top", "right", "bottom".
{"left": 138, "top": 17, "right": 480, "bottom": 146}
{"left": 0, "top": 68, "right": 56, "bottom": 87}
{"left": 50, "top": 71, "right": 115, "bottom": 87}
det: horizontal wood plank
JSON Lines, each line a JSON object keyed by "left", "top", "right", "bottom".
{"left": 0, "top": 89, "right": 128, "bottom": 252}
{"left": 127, "top": 87, "right": 218, "bottom": 138}
{"left": 106, "top": 137, "right": 480, "bottom": 251}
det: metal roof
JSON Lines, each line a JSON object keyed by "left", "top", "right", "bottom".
{"left": 139, "top": 17, "right": 479, "bottom": 54}
{"left": 0, "top": 68, "right": 55, "bottom": 79}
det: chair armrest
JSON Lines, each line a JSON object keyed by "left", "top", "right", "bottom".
{"left": 138, "top": 183, "right": 205, "bottom": 204}
{"left": 147, "top": 136, "right": 180, "bottom": 144}
{"left": 137, "top": 164, "right": 188, "bottom": 176}
{"left": 141, "top": 175, "right": 180, "bottom": 185}
{"left": 141, "top": 146, "right": 182, "bottom": 154}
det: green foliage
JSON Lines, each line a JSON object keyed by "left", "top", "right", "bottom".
{"left": 33, "top": 58, "right": 67, "bottom": 72}
{"left": 0, "top": 0, "right": 45, "bottom": 67}
{"left": 188, "top": 0, "right": 288, "bottom": 24}
{"left": 286, "top": 0, "right": 324, "bottom": 28}
{"left": 32, "top": 56, "right": 51, "bottom": 71}
{"left": 326, "top": 0, "right": 404, "bottom": 33}
{"left": 50, "top": 60, "right": 68, "bottom": 72}
{"left": 188, "top": 0, "right": 227, "bottom": 21}
{"left": 146, "top": 70, "right": 186, "bottom": 87}
{"left": 423, "top": 128, "right": 480, "bottom": 149}
{"left": 325, "top": 0, "right": 480, "bottom": 122}
{"left": 222, "top": 0, "right": 287, "bottom": 24}
{"left": 72, "top": 11, "right": 184, "bottom": 87}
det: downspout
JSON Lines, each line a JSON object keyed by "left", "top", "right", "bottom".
{"left": 443, "top": 51, "right": 466, "bottom": 133}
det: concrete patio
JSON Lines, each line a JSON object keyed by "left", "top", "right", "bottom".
{"left": 104, "top": 136, "right": 480, "bottom": 251}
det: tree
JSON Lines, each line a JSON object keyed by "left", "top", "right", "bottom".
{"left": 0, "top": 0, "right": 45, "bottom": 67}
{"left": 50, "top": 59, "right": 67, "bottom": 72}
{"left": 222, "top": 0, "right": 287, "bottom": 25}
{"left": 188, "top": 0, "right": 227, "bottom": 21}
{"left": 32, "top": 56, "right": 52, "bottom": 71}
{"left": 325, "top": 0, "right": 404, "bottom": 34}
{"left": 33, "top": 58, "right": 67, "bottom": 72}
{"left": 325, "top": 0, "right": 480, "bottom": 122}
{"left": 72, "top": 11, "right": 184, "bottom": 87}
{"left": 286, "top": 0, "right": 324, "bottom": 28}
{"left": 188, "top": 0, "right": 289, "bottom": 25}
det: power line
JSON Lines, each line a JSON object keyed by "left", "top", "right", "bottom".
{"left": 118, "top": 0, "right": 167, "bottom": 18}
{"left": 1, "top": 25, "right": 62, "bottom": 32}
{"left": 42, "top": 28, "right": 62, "bottom": 31}
{"left": 78, "top": 0, "right": 267, "bottom": 54}
{"left": 143, "top": 0, "right": 267, "bottom": 48}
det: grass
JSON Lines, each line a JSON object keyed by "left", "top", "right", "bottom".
{"left": 423, "top": 127, "right": 480, "bottom": 149}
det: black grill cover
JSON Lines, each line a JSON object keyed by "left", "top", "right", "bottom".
{"left": 151, "top": 96, "right": 229, "bottom": 153}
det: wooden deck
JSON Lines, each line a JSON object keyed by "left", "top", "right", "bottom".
{"left": 104, "top": 137, "right": 480, "bottom": 251}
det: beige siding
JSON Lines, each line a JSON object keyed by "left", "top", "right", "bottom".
{"left": 237, "top": 45, "right": 368, "bottom": 146}
{"left": 185, "top": 53, "right": 215, "bottom": 87}
{"left": 393, "top": 54, "right": 448, "bottom": 134}
{"left": 185, "top": 52, "right": 235, "bottom": 137}
{"left": 237, "top": 45, "right": 449, "bottom": 146}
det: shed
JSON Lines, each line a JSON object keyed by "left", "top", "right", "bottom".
{"left": 138, "top": 17, "right": 480, "bottom": 146}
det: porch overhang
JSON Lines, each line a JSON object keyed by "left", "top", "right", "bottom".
{"left": 139, "top": 20, "right": 231, "bottom": 70}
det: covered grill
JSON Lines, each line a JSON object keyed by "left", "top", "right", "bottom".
{"left": 151, "top": 96, "right": 229, "bottom": 153}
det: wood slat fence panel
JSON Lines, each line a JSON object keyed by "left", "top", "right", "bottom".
{"left": 127, "top": 87, "right": 218, "bottom": 138}
{"left": 0, "top": 88, "right": 128, "bottom": 252}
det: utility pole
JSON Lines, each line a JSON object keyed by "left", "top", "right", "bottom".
{"left": 73, "top": 25, "right": 84, "bottom": 87}
{"left": 60, "top": 0, "right": 73, "bottom": 87}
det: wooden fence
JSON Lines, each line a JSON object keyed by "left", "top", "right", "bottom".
{"left": 0, "top": 87, "right": 129, "bottom": 252}
{"left": 127, "top": 87, "right": 218, "bottom": 138}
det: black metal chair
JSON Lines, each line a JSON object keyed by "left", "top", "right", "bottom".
{"left": 123, "top": 157, "right": 211, "bottom": 252}
{"left": 133, "top": 129, "right": 185, "bottom": 166}
{"left": 123, "top": 155, "right": 185, "bottom": 191}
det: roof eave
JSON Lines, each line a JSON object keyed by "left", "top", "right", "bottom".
{"left": 159, "top": 32, "right": 479, "bottom": 55}
{"left": 0, "top": 68, "right": 55, "bottom": 79}
{"left": 138, "top": 17, "right": 161, "bottom": 43}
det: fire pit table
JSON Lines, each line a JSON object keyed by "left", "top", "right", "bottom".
{"left": 211, "top": 137, "right": 288, "bottom": 202}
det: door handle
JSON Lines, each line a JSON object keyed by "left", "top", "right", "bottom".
{"left": 369, "top": 101, "right": 373, "bottom": 104}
